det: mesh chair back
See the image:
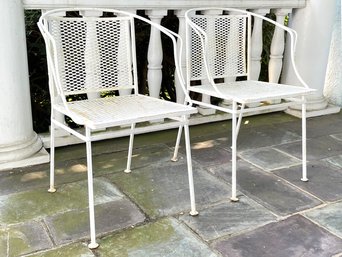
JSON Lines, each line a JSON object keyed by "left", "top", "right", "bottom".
{"left": 188, "top": 13, "right": 249, "bottom": 81}
{"left": 46, "top": 15, "right": 136, "bottom": 96}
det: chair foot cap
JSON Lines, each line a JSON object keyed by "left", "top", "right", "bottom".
{"left": 88, "top": 242, "right": 99, "bottom": 249}
{"left": 301, "top": 178, "right": 309, "bottom": 182}
{"left": 124, "top": 169, "right": 131, "bottom": 174}
{"left": 48, "top": 188, "right": 56, "bottom": 193}
{"left": 171, "top": 157, "right": 178, "bottom": 162}
{"left": 189, "top": 210, "right": 199, "bottom": 216}
{"left": 230, "top": 197, "right": 239, "bottom": 202}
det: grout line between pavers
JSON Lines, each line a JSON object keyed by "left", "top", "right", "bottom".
{"left": 41, "top": 218, "right": 57, "bottom": 247}
{"left": 300, "top": 213, "right": 342, "bottom": 240}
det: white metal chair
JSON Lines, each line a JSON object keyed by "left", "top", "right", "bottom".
{"left": 38, "top": 8, "right": 198, "bottom": 249}
{"left": 173, "top": 8, "right": 315, "bottom": 202}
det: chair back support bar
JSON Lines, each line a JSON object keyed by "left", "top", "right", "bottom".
{"left": 187, "top": 12, "right": 250, "bottom": 81}
{"left": 42, "top": 14, "right": 137, "bottom": 96}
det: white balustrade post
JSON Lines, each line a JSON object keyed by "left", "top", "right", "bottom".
{"left": 146, "top": 10, "right": 167, "bottom": 98}
{"left": 250, "top": 9, "right": 270, "bottom": 81}
{"left": 269, "top": 9, "right": 291, "bottom": 83}
{"left": 0, "top": 0, "right": 48, "bottom": 170}
{"left": 118, "top": 9, "right": 136, "bottom": 96}
{"left": 282, "top": 0, "right": 340, "bottom": 116}
{"left": 244, "top": 8, "right": 270, "bottom": 108}
{"left": 268, "top": 9, "right": 291, "bottom": 104}
{"left": 175, "top": 9, "right": 186, "bottom": 104}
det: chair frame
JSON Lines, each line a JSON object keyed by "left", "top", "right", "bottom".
{"left": 38, "top": 8, "right": 198, "bottom": 249}
{"left": 173, "top": 7, "right": 315, "bottom": 202}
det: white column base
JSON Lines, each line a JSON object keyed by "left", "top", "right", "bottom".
{"left": 286, "top": 104, "right": 340, "bottom": 118}
{"left": 0, "top": 148, "right": 49, "bottom": 171}
{"left": 285, "top": 95, "right": 340, "bottom": 118}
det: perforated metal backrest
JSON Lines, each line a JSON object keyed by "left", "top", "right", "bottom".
{"left": 46, "top": 15, "right": 135, "bottom": 96}
{"left": 188, "top": 13, "right": 249, "bottom": 81}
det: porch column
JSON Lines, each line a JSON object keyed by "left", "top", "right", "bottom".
{"left": 323, "top": 1, "right": 342, "bottom": 106}
{"left": 282, "top": 0, "right": 340, "bottom": 117}
{"left": 0, "top": 0, "right": 48, "bottom": 170}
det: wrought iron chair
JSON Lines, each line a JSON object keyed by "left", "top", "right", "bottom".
{"left": 38, "top": 8, "right": 198, "bottom": 249}
{"left": 173, "top": 8, "right": 314, "bottom": 202}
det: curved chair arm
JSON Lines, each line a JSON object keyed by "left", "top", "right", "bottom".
{"left": 185, "top": 8, "right": 310, "bottom": 94}
{"left": 38, "top": 8, "right": 192, "bottom": 109}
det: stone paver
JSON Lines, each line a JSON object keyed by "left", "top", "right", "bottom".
{"left": 233, "top": 124, "right": 301, "bottom": 151}
{"left": 305, "top": 201, "right": 342, "bottom": 238}
{"left": 275, "top": 136, "right": 342, "bottom": 161}
{"left": 0, "top": 221, "right": 53, "bottom": 257}
{"left": 45, "top": 200, "right": 145, "bottom": 245}
{"left": 96, "top": 218, "right": 217, "bottom": 257}
{"left": 322, "top": 154, "right": 342, "bottom": 169}
{"left": 212, "top": 215, "right": 342, "bottom": 257}
{"left": 0, "top": 178, "right": 122, "bottom": 224}
{"left": 180, "top": 196, "right": 276, "bottom": 241}
{"left": 239, "top": 147, "right": 302, "bottom": 171}
{"left": 207, "top": 160, "right": 322, "bottom": 215}
{"left": 1, "top": 112, "right": 342, "bottom": 256}
{"left": 109, "top": 161, "right": 232, "bottom": 219}
{"left": 275, "top": 162, "right": 342, "bottom": 201}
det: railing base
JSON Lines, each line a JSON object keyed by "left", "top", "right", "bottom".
{"left": 0, "top": 148, "right": 49, "bottom": 171}
{"left": 286, "top": 104, "right": 340, "bottom": 118}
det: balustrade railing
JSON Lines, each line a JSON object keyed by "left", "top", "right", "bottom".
{"left": 23, "top": 0, "right": 306, "bottom": 147}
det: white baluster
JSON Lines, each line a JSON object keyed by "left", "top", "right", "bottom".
{"left": 250, "top": 9, "right": 270, "bottom": 80}
{"left": 146, "top": 10, "right": 167, "bottom": 98}
{"left": 268, "top": 9, "right": 291, "bottom": 104}
{"left": 175, "top": 9, "right": 186, "bottom": 104}
{"left": 245, "top": 8, "right": 270, "bottom": 108}
{"left": 118, "top": 9, "right": 136, "bottom": 96}
{"left": 269, "top": 9, "right": 291, "bottom": 83}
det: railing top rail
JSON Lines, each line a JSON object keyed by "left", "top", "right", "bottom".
{"left": 23, "top": 0, "right": 306, "bottom": 10}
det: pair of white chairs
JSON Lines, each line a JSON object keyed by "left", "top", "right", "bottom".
{"left": 38, "top": 7, "right": 313, "bottom": 248}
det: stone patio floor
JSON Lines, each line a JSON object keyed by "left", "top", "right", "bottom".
{"left": 1, "top": 112, "right": 342, "bottom": 257}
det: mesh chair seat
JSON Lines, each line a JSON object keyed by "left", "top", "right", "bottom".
{"left": 189, "top": 80, "right": 315, "bottom": 104}
{"left": 55, "top": 94, "right": 197, "bottom": 129}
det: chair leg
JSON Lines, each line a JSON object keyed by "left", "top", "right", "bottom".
{"left": 124, "top": 123, "right": 135, "bottom": 173}
{"left": 85, "top": 127, "right": 99, "bottom": 249}
{"left": 231, "top": 101, "right": 239, "bottom": 202}
{"left": 301, "top": 98, "right": 308, "bottom": 182}
{"left": 171, "top": 125, "right": 183, "bottom": 162}
{"left": 48, "top": 119, "right": 56, "bottom": 193}
{"left": 183, "top": 122, "right": 198, "bottom": 216}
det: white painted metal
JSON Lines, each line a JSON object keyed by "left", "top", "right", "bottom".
{"left": 124, "top": 123, "right": 136, "bottom": 173}
{"left": 38, "top": 8, "right": 198, "bottom": 248}
{"left": 181, "top": 7, "right": 315, "bottom": 201}
{"left": 301, "top": 96, "right": 308, "bottom": 182}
